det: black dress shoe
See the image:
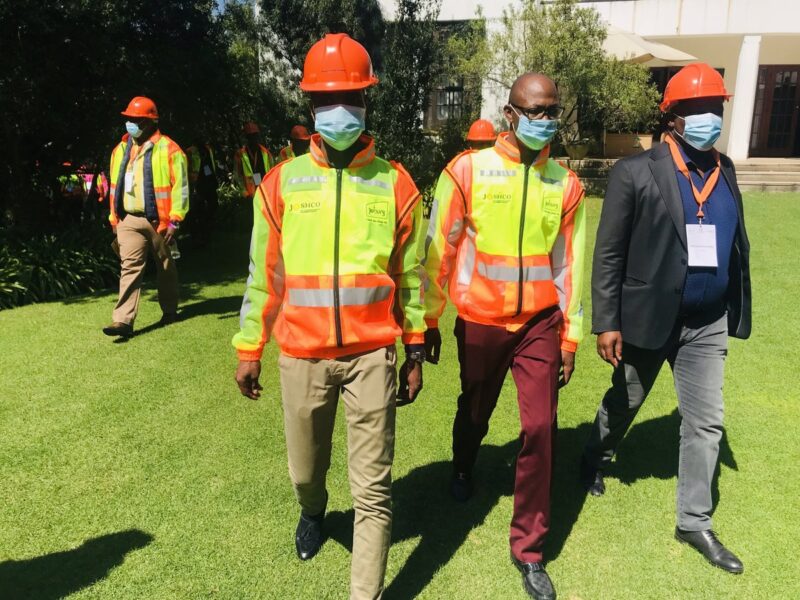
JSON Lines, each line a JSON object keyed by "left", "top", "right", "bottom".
{"left": 579, "top": 455, "right": 605, "bottom": 496}
{"left": 102, "top": 322, "right": 133, "bottom": 337}
{"left": 295, "top": 511, "right": 324, "bottom": 561}
{"left": 450, "top": 472, "right": 472, "bottom": 502}
{"left": 511, "top": 553, "right": 556, "bottom": 600}
{"left": 675, "top": 528, "right": 743, "bottom": 574}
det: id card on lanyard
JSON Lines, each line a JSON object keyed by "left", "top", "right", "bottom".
{"left": 666, "top": 136, "right": 719, "bottom": 268}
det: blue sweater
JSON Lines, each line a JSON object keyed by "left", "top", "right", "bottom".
{"left": 674, "top": 143, "right": 739, "bottom": 316}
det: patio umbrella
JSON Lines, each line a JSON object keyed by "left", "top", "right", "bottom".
{"left": 603, "top": 25, "right": 697, "bottom": 63}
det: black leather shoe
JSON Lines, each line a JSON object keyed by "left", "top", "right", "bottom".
{"left": 102, "top": 322, "right": 133, "bottom": 337}
{"left": 450, "top": 472, "right": 472, "bottom": 502}
{"left": 675, "top": 528, "right": 743, "bottom": 574}
{"left": 579, "top": 455, "right": 605, "bottom": 496}
{"left": 511, "top": 553, "right": 556, "bottom": 600}
{"left": 295, "top": 511, "right": 324, "bottom": 561}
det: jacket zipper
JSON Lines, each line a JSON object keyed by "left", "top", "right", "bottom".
{"left": 333, "top": 169, "right": 344, "bottom": 347}
{"left": 515, "top": 165, "right": 531, "bottom": 316}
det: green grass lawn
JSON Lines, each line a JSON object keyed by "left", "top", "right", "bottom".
{"left": 1, "top": 193, "right": 798, "bottom": 599}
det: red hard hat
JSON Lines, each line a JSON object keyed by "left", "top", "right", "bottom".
{"left": 660, "top": 63, "right": 732, "bottom": 112}
{"left": 466, "top": 119, "right": 497, "bottom": 142}
{"left": 290, "top": 125, "right": 311, "bottom": 140}
{"left": 300, "top": 33, "right": 379, "bottom": 92}
{"left": 121, "top": 96, "right": 159, "bottom": 119}
{"left": 242, "top": 122, "right": 260, "bottom": 134}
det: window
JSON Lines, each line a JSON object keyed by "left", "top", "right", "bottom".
{"left": 436, "top": 78, "right": 465, "bottom": 121}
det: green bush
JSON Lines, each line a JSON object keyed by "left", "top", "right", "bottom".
{"left": 0, "top": 226, "right": 119, "bottom": 309}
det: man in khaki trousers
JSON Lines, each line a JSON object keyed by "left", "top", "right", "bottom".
{"left": 233, "top": 34, "right": 426, "bottom": 600}
{"left": 103, "top": 96, "right": 189, "bottom": 338}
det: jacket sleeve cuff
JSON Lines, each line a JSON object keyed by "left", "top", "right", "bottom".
{"left": 237, "top": 349, "right": 263, "bottom": 361}
{"left": 424, "top": 318, "right": 439, "bottom": 329}
{"left": 402, "top": 332, "right": 424, "bottom": 345}
{"left": 560, "top": 340, "right": 578, "bottom": 353}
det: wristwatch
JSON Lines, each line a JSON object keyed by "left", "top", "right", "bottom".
{"left": 405, "top": 345, "right": 426, "bottom": 364}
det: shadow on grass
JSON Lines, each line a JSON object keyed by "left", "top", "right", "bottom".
{"left": 0, "top": 529, "right": 153, "bottom": 599}
{"left": 325, "top": 411, "right": 737, "bottom": 597}
{"left": 113, "top": 294, "right": 241, "bottom": 342}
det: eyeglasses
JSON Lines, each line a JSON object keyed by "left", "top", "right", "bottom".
{"left": 511, "top": 103, "right": 564, "bottom": 120}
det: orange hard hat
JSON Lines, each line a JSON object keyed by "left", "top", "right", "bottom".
{"left": 290, "top": 125, "right": 311, "bottom": 140}
{"left": 466, "top": 119, "right": 497, "bottom": 142}
{"left": 660, "top": 63, "right": 732, "bottom": 112}
{"left": 121, "top": 96, "right": 159, "bottom": 119}
{"left": 299, "top": 33, "right": 379, "bottom": 92}
{"left": 242, "top": 121, "right": 260, "bottom": 134}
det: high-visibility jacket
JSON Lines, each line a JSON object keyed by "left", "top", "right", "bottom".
{"left": 187, "top": 144, "right": 217, "bottom": 183}
{"left": 108, "top": 132, "right": 189, "bottom": 232}
{"left": 233, "top": 134, "right": 425, "bottom": 360}
{"left": 424, "top": 132, "right": 586, "bottom": 352}
{"left": 233, "top": 144, "right": 274, "bottom": 198}
{"left": 278, "top": 145, "right": 295, "bottom": 163}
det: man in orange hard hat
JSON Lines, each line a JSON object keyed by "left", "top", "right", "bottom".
{"left": 232, "top": 33, "right": 425, "bottom": 599}
{"left": 103, "top": 96, "right": 189, "bottom": 338}
{"left": 465, "top": 118, "right": 497, "bottom": 150}
{"left": 581, "top": 63, "right": 751, "bottom": 574}
{"left": 278, "top": 125, "right": 312, "bottom": 162}
{"left": 233, "top": 122, "right": 274, "bottom": 198}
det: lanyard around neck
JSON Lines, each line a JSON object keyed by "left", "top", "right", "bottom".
{"left": 665, "top": 135, "right": 720, "bottom": 221}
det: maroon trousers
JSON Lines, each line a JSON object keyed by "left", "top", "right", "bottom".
{"left": 453, "top": 306, "right": 562, "bottom": 563}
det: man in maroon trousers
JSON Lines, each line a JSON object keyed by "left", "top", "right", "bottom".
{"left": 423, "top": 73, "right": 587, "bottom": 600}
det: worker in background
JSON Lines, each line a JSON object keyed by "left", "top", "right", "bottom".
{"left": 424, "top": 73, "right": 586, "bottom": 600}
{"left": 581, "top": 63, "right": 751, "bottom": 575}
{"left": 102, "top": 96, "right": 189, "bottom": 338}
{"left": 233, "top": 122, "right": 274, "bottom": 199}
{"left": 278, "top": 125, "right": 312, "bottom": 162}
{"left": 186, "top": 140, "right": 219, "bottom": 246}
{"left": 465, "top": 118, "right": 497, "bottom": 150}
{"left": 233, "top": 33, "right": 425, "bottom": 600}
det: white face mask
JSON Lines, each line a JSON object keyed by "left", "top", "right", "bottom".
{"left": 125, "top": 121, "right": 143, "bottom": 139}
{"left": 314, "top": 104, "right": 366, "bottom": 151}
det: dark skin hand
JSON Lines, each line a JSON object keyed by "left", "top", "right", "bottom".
{"left": 397, "top": 359, "right": 423, "bottom": 406}
{"left": 235, "top": 360, "right": 263, "bottom": 400}
{"left": 560, "top": 350, "right": 575, "bottom": 387}
{"left": 597, "top": 331, "right": 623, "bottom": 368}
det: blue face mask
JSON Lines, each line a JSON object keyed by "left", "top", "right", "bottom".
{"left": 513, "top": 108, "right": 559, "bottom": 150}
{"left": 314, "top": 104, "right": 366, "bottom": 151}
{"left": 678, "top": 113, "right": 722, "bottom": 151}
{"left": 125, "top": 121, "right": 143, "bottom": 139}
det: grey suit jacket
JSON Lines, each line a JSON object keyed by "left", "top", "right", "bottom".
{"left": 591, "top": 142, "right": 751, "bottom": 350}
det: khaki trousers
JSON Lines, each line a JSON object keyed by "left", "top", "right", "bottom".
{"left": 112, "top": 214, "right": 178, "bottom": 325}
{"left": 279, "top": 346, "right": 397, "bottom": 600}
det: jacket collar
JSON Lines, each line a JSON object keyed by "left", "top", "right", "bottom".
{"left": 309, "top": 133, "right": 376, "bottom": 169}
{"left": 493, "top": 131, "right": 550, "bottom": 166}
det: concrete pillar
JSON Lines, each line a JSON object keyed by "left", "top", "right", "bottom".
{"left": 727, "top": 35, "right": 762, "bottom": 160}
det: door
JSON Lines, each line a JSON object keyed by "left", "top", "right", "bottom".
{"left": 749, "top": 66, "right": 800, "bottom": 157}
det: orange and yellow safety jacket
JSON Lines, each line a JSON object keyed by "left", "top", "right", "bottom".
{"left": 187, "top": 144, "right": 217, "bottom": 183}
{"left": 233, "top": 144, "right": 274, "bottom": 198}
{"left": 424, "top": 132, "right": 586, "bottom": 352}
{"left": 233, "top": 134, "right": 426, "bottom": 360}
{"left": 278, "top": 144, "right": 295, "bottom": 163}
{"left": 108, "top": 132, "right": 189, "bottom": 232}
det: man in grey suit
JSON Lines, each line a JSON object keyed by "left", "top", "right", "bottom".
{"left": 580, "top": 63, "right": 751, "bottom": 574}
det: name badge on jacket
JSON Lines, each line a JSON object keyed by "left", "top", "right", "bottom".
{"left": 686, "top": 224, "right": 718, "bottom": 267}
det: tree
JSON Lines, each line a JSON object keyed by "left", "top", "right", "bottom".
{"left": 488, "top": 0, "right": 659, "bottom": 146}
{"left": 369, "top": 0, "right": 443, "bottom": 190}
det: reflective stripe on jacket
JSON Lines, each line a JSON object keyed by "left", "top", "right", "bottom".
{"left": 233, "top": 134, "right": 425, "bottom": 360}
{"left": 424, "top": 132, "right": 586, "bottom": 352}
{"left": 108, "top": 132, "right": 189, "bottom": 232}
